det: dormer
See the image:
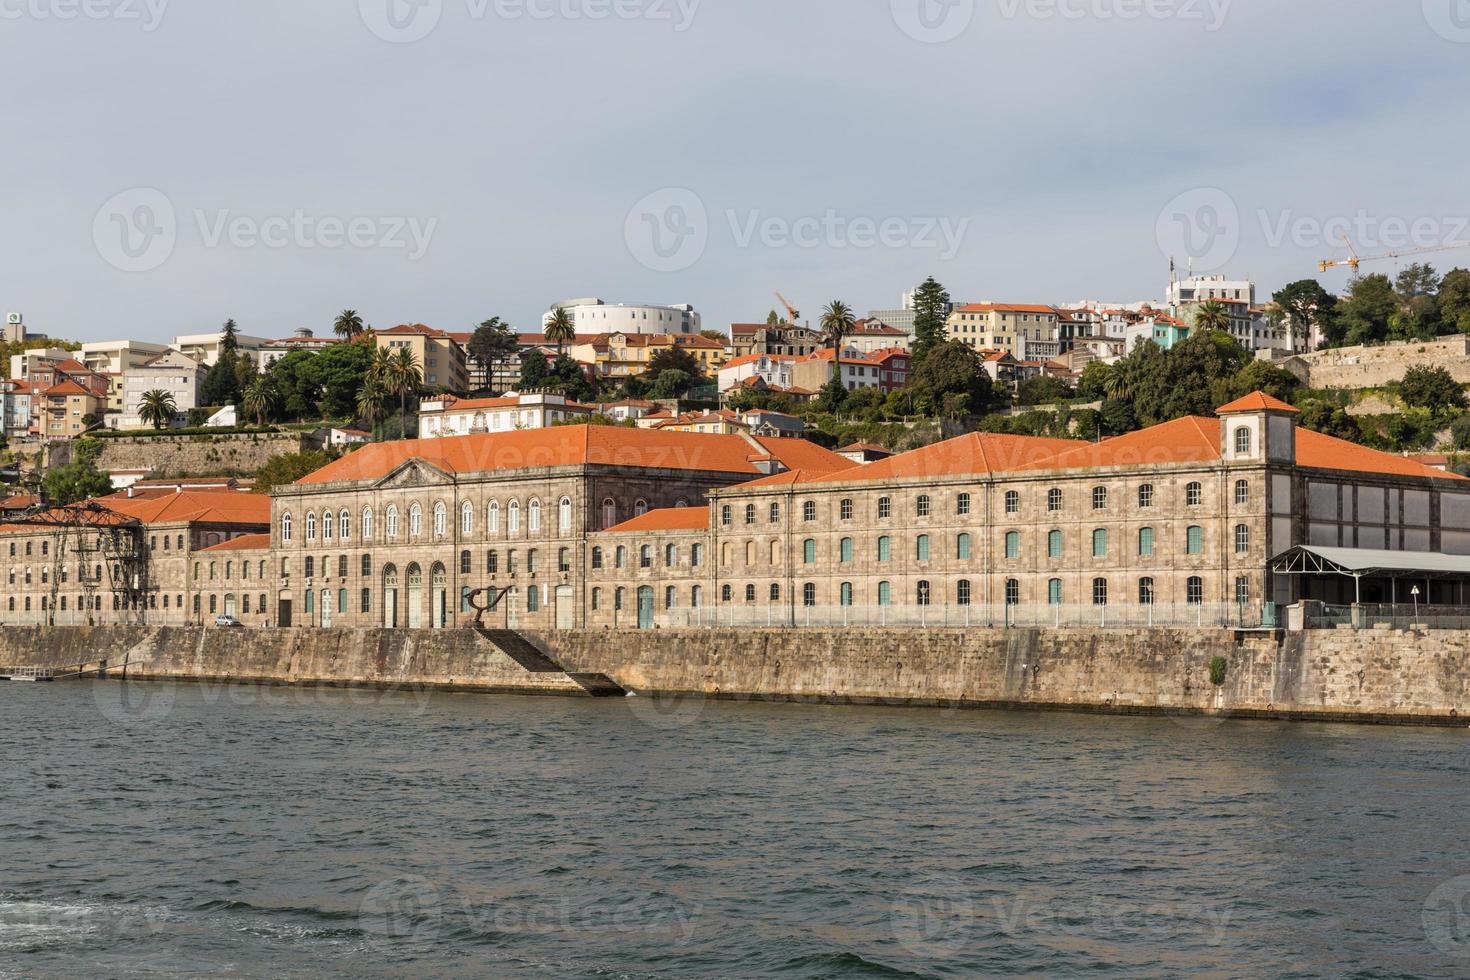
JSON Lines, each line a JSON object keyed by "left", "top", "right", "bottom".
{"left": 1216, "top": 391, "right": 1298, "bottom": 465}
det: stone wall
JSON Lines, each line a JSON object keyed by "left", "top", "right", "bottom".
{"left": 92, "top": 431, "right": 319, "bottom": 479}
{"left": 1289, "top": 336, "right": 1470, "bottom": 390}
{"left": 8, "top": 624, "right": 1470, "bottom": 725}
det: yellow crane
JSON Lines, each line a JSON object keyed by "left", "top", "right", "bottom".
{"left": 1320, "top": 235, "right": 1470, "bottom": 273}
{"left": 774, "top": 291, "right": 801, "bottom": 326}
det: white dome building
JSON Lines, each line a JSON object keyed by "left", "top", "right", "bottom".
{"left": 545, "top": 299, "right": 701, "bottom": 336}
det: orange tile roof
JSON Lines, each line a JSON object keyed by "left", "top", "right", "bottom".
{"left": 197, "top": 532, "right": 272, "bottom": 553}
{"left": 721, "top": 352, "right": 797, "bottom": 370}
{"left": 98, "top": 490, "right": 273, "bottom": 525}
{"left": 379, "top": 323, "right": 451, "bottom": 338}
{"left": 958, "top": 303, "right": 1059, "bottom": 315}
{"left": 0, "top": 495, "right": 38, "bottom": 509}
{"left": 1296, "top": 429, "right": 1467, "bottom": 481}
{"left": 603, "top": 507, "right": 711, "bottom": 534}
{"left": 791, "top": 432, "right": 1087, "bottom": 486}
{"left": 1217, "top": 392, "right": 1298, "bottom": 414}
{"left": 296, "top": 426, "right": 854, "bottom": 485}
{"left": 1011, "top": 416, "right": 1222, "bottom": 473}
{"left": 43, "top": 380, "right": 93, "bottom": 397}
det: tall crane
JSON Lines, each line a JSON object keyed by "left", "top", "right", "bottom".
{"left": 1320, "top": 235, "right": 1470, "bottom": 273}
{"left": 774, "top": 291, "right": 801, "bottom": 327}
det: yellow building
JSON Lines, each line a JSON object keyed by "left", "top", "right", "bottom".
{"left": 374, "top": 324, "right": 469, "bottom": 392}
{"left": 41, "top": 380, "right": 103, "bottom": 439}
{"left": 946, "top": 304, "right": 1059, "bottom": 358}
{"left": 569, "top": 332, "right": 728, "bottom": 379}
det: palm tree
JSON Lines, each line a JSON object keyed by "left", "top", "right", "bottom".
{"left": 356, "top": 378, "right": 389, "bottom": 436}
{"left": 1102, "top": 369, "right": 1131, "bottom": 402}
{"left": 139, "top": 389, "right": 177, "bottom": 430}
{"left": 544, "top": 307, "right": 575, "bottom": 355}
{"left": 1194, "top": 300, "right": 1231, "bottom": 333}
{"left": 243, "top": 378, "right": 279, "bottom": 426}
{"left": 387, "top": 347, "right": 422, "bottom": 436}
{"left": 819, "top": 300, "right": 856, "bottom": 407}
{"left": 334, "top": 309, "right": 364, "bottom": 340}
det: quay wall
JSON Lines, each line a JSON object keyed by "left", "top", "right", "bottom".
{"left": 6, "top": 625, "right": 1470, "bottom": 725}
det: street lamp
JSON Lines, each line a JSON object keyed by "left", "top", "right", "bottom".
{"left": 1411, "top": 585, "right": 1421, "bottom": 627}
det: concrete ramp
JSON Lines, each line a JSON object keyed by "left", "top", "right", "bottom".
{"left": 473, "top": 628, "right": 626, "bottom": 697}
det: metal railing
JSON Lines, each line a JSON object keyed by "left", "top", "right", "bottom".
{"left": 1304, "top": 602, "right": 1470, "bottom": 630}
{"left": 642, "top": 602, "right": 1276, "bottom": 630}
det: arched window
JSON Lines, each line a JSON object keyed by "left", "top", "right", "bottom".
{"left": 665, "top": 543, "right": 677, "bottom": 567}
{"left": 1186, "top": 482, "right": 1203, "bottom": 506}
{"left": 462, "top": 502, "right": 474, "bottom": 535}
{"left": 803, "top": 501, "right": 817, "bottom": 522}
{"left": 362, "top": 508, "right": 373, "bottom": 540}
{"left": 1092, "top": 486, "right": 1108, "bottom": 509}
{"left": 488, "top": 500, "right": 500, "bottom": 534}
{"left": 1186, "top": 526, "right": 1204, "bottom": 555}
{"left": 639, "top": 545, "right": 652, "bottom": 569}
{"left": 916, "top": 535, "right": 931, "bottom": 561}
{"left": 769, "top": 502, "right": 780, "bottom": 523}
{"left": 305, "top": 512, "right": 316, "bottom": 540}
{"left": 433, "top": 502, "right": 446, "bottom": 537}
{"left": 691, "top": 544, "right": 705, "bottom": 567}
{"left": 322, "top": 510, "right": 333, "bottom": 540}
{"left": 591, "top": 587, "right": 602, "bottom": 610}
{"left": 1049, "top": 579, "right": 1063, "bottom": 605}
{"left": 802, "top": 583, "right": 816, "bottom": 607}
{"left": 957, "top": 580, "right": 972, "bottom": 606}
{"left": 878, "top": 581, "right": 892, "bottom": 606}
{"left": 1047, "top": 488, "right": 1063, "bottom": 512}
{"left": 665, "top": 586, "right": 676, "bottom": 610}
{"left": 957, "top": 492, "right": 972, "bottom": 516}
{"left": 721, "top": 584, "right": 732, "bottom": 603}
{"left": 840, "top": 499, "right": 853, "bottom": 520}
{"left": 459, "top": 550, "right": 471, "bottom": 575}
{"left": 1005, "top": 579, "right": 1020, "bottom": 606}
{"left": 601, "top": 498, "right": 616, "bottom": 529}
{"left": 720, "top": 542, "right": 730, "bottom": 566}
{"left": 559, "top": 497, "right": 573, "bottom": 532}
{"left": 526, "top": 585, "right": 539, "bottom": 612}
{"left": 340, "top": 510, "right": 351, "bottom": 540}
{"left": 634, "top": 499, "right": 648, "bottom": 518}
{"left": 558, "top": 547, "right": 570, "bottom": 573}
{"left": 803, "top": 539, "right": 816, "bottom": 564}
{"left": 916, "top": 581, "right": 931, "bottom": 606}
{"left": 529, "top": 499, "right": 542, "bottom": 532}
{"left": 1004, "top": 531, "right": 1020, "bottom": 559}
{"left": 615, "top": 546, "right": 627, "bottom": 569}
{"left": 1138, "top": 527, "right": 1155, "bottom": 557}
{"left": 840, "top": 582, "right": 854, "bottom": 607}
{"left": 691, "top": 585, "right": 702, "bottom": 607}
{"left": 1139, "top": 577, "right": 1155, "bottom": 604}
{"left": 957, "top": 533, "right": 972, "bottom": 560}
{"left": 1048, "top": 529, "right": 1063, "bottom": 558}
{"left": 508, "top": 500, "right": 520, "bottom": 535}
{"left": 281, "top": 513, "right": 292, "bottom": 543}
{"left": 386, "top": 505, "right": 399, "bottom": 538}
{"left": 744, "top": 584, "right": 756, "bottom": 603}
{"left": 409, "top": 503, "right": 423, "bottom": 537}
{"left": 1138, "top": 484, "right": 1154, "bottom": 508}
{"left": 1092, "top": 529, "right": 1108, "bottom": 557}
{"left": 745, "top": 504, "right": 756, "bottom": 525}
{"left": 1235, "top": 524, "right": 1250, "bottom": 554}
{"left": 591, "top": 547, "right": 603, "bottom": 570}
{"left": 916, "top": 495, "right": 931, "bottom": 517}
{"left": 1235, "top": 427, "right": 1251, "bottom": 455}
{"left": 1092, "top": 578, "right": 1109, "bottom": 605}
{"left": 1005, "top": 491, "right": 1020, "bottom": 514}
{"left": 1235, "top": 480, "right": 1250, "bottom": 506}
{"left": 1187, "top": 576, "right": 1204, "bottom": 605}
{"left": 877, "top": 536, "right": 892, "bottom": 562}
{"left": 840, "top": 538, "right": 854, "bottom": 563}
{"left": 745, "top": 542, "right": 756, "bottom": 565}
{"left": 770, "top": 583, "right": 781, "bottom": 602}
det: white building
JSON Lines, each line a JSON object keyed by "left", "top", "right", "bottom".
{"left": 546, "top": 299, "right": 701, "bottom": 336}
{"left": 717, "top": 353, "right": 797, "bottom": 393}
{"left": 114, "top": 350, "right": 208, "bottom": 429}
{"left": 1166, "top": 274, "right": 1256, "bottom": 308}
{"left": 259, "top": 329, "right": 340, "bottom": 368}
{"left": 79, "top": 339, "right": 170, "bottom": 376}
{"left": 416, "top": 393, "right": 592, "bottom": 438}
{"left": 7, "top": 348, "right": 72, "bottom": 381}
{"left": 171, "top": 330, "right": 269, "bottom": 367}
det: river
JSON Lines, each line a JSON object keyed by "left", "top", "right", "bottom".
{"left": 2, "top": 680, "right": 1468, "bottom": 977}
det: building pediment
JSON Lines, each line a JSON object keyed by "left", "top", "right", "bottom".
{"left": 374, "top": 458, "right": 456, "bottom": 489}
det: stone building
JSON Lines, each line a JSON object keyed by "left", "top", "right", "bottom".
{"left": 581, "top": 393, "right": 1470, "bottom": 629}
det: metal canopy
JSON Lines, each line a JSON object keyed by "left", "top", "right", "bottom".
{"left": 1271, "top": 545, "right": 1470, "bottom": 580}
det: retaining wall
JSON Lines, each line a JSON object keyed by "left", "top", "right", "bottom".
{"left": 7, "top": 624, "right": 1470, "bottom": 725}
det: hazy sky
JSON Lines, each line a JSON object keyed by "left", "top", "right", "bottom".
{"left": 3, "top": 0, "right": 1468, "bottom": 342}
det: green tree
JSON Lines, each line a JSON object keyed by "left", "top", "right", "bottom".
{"left": 220, "top": 318, "right": 239, "bottom": 356}
{"left": 356, "top": 377, "right": 389, "bottom": 433}
{"left": 1223, "top": 360, "right": 1301, "bottom": 404}
{"left": 1193, "top": 300, "right": 1231, "bottom": 332}
{"left": 333, "top": 309, "right": 364, "bottom": 341}
{"left": 387, "top": 348, "right": 421, "bottom": 433}
{"left": 1439, "top": 268, "right": 1470, "bottom": 334}
{"left": 43, "top": 441, "right": 110, "bottom": 505}
{"left": 252, "top": 450, "right": 339, "bottom": 494}
{"left": 908, "top": 340, "right": 987, "bottom": 417}
{"left": 910, "top": 277, "right": 951, "bottom": 360}
{"left": 201, "top": 352, "right": 245, "bottom": 408}
{"left": 300, "top": 340, "right": 374, "bottom": 419}
{"left": 765, "top": 310, "right": 781, "bottom": 326}
{"left": 1273, "top": 279, "right": 1337, "bottom": 350}
{"left": 242, "top": 377, "right": 280, "bottom": 426}
{"left": 1399, "top": 365, "right": 1467, "bottom": 416}
{"left": 1076, "top": 361, "right": 1112, "bottom": 401}
{"left": 519, "top": 350, "right": 549, "bottom": 389}
{"left": 544, "top": 307, "right": 575, "bottom": 354}
{"left": 1336, "top": 274, "right": 1398, "bottom": 346}
{"left": 467, "top": 317, "right": 520, "bottom": 394}
{"left": 650, "top": 369, "right": 693, "bottom": 400}
{"left": 647, "top": 345, "right": 702, "bottom": 378}
{"left": 1016, "top": 375, "right": 1072, "bottom": 405}
{"left": 139, "top": 389, "right": 177, "bottom": 429}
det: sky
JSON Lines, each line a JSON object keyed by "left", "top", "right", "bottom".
{"left": 2, "top": 0, "right": 1469, "bottom": 343}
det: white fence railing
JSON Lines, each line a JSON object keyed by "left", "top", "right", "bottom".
{"left": 636, "top": 602, "right": 1276, "bottom": 630}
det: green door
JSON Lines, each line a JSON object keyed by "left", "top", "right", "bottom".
{"left": 637, "top": 586, "right": 654, "bottom": 629}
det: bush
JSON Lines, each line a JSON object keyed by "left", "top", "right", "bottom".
{"left": 1209, "top": 656, "right": 1228, "bottom": 687}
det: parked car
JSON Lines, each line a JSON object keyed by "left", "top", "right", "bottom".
{"left": 214, "top": 615, "right": 242, "bottom": 628}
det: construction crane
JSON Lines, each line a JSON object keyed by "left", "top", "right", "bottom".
{"left": 1320, "top": 235, "right": 1470, "bottom": 273}
{"left": 774, "top": 291, "right": 801, "bottom": 327}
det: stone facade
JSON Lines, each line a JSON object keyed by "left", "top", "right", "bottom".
{"left": 1282, "top": 335, "right": 1470, "bottom": 390}
{"left": 91, "top": 430, "right": 319, "bottom": 480}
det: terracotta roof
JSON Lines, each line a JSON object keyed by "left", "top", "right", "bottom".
{"left": 197, "top": 532, "right": 272, "bottom": 553}
{"left": 296, "top": 426, "right": 854, "bottom": 485}
{"left": 0, "top": 495, "right": 38, "bottom": 509}
{"left": 721, "top": 352, "right": 797, "bottom": 370}
{"left": 792, "top": 432, "right": 1087, "bottom": 486}
{"left": 1217, "top": 392, "right": 1298, "bottom": 414}
{"left": 602, "top": 507, "right": 710, "bottom": 534}
{"left": 1296, "top": 429, "right": 1467, "bottom": 482}
{"left": 1010, "top": 416, "right": 1222, "bottom": 473}
{"left": 379, "top": 323, "right": 451, "bottom": 338}
{"left": 957, "top": 303, "right": 1059, "bottom": 315}
{"left": 97, "top": 490, "right": 273, "bottom": 525}
{"left": 839, "top": 442, "right": 890, "bottom": 453}
{"left": 425, "top": 396, "right": 591, "bottom": 413}
{"left": 43, "top": 380, "right": 94, "bottom": 397}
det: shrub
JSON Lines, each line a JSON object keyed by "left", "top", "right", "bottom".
{"left": 1209, "top": 656, "right": 1228, "bottom": 687}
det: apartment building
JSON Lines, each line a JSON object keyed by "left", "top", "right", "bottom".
{"left": 374, "top": 324, "right": 469, "bottom": 392}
